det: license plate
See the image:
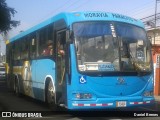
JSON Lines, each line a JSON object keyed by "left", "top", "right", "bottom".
{"left": 116, "top": 101, "right": 127, "bottom": 107}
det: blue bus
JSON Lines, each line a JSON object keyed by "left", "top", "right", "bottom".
{"left": 6, "top": 11, "right": 154, "bottom": 110}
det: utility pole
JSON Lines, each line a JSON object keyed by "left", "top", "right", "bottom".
{"left": 155, "top": 0, "right": 160, "bottom": 27}
{"left": 154, "top": 0, "right": 160, "bottom": 44}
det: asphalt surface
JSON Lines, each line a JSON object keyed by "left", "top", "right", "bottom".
{"left": 0, "top": 80, "right": 160, "bottom": 120}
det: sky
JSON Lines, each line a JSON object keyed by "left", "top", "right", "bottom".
{"left": 0, "top": 0, "right": 159, "bottom": 55}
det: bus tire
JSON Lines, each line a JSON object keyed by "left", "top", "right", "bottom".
{"left": 14, "top": 79, "right": 21, "bottom": 97}
{"left": 46, "top": 80, "right": 58, "bottom": 110}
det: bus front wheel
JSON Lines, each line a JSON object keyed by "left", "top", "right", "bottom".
{"left": 46, "top": 80, "right": 57, "bottom": 110}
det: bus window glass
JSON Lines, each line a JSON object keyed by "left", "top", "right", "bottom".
{"left": 21, "top": 38, "right": 29, "bottom": 59}
{"left": 30, "top": 33, "right": 36, "bottom": 59}
{"left": 73, "top": 22, "right": 119, "bottom": 72}
{"left": 73, "top": 22, "right": 152, "bottom": 73}
{"left": 14, "top": 40, "right": 21, "bottom": 60}
{"left": 47, "top": 25, "right": 54, "bottom": 56}
{"left": 115, "top": 23, "right": 152, "bottom": 72}
{"left": 39, "top": 26, "right": 53, "bottom": 56}
{"left": 48, "top": 25, "right": 53, "bottom": 41}
{"left": 39, "top": 28, "right": 47, "bottom": 56}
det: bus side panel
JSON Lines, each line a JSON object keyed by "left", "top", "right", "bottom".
{"left": 11, "top": 59, "right": 55, "bottom": 102}
{"left": 32, "top": 59, "right": 56, "bottom": 101}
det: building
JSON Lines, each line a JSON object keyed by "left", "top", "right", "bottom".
{"left": 147, "top": 28, "right": 160, "bottom": 96}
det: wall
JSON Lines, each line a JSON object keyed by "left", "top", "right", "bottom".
{"left": 147, "top": 28, "right": 160, "bottom": 95}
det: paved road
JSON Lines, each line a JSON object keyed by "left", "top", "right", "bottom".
{"left": 0, "top": 80, "right": 160, "bottom": 120}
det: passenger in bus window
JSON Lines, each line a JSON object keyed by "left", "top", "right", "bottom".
{"left": 57, "top": 41, "right": 65, "bottom": 57}
{"left": 42, "top": 40, "right": 53, "bottom": 56}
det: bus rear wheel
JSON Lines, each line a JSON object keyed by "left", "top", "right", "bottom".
{"left": 14, "top": 80, "right": 21, "bottom": 97}
{"left": 46, "top": 80, "right": 57, "bottom": 110}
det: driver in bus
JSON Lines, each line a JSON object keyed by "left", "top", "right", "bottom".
{"left": 95, "top": 41, "right": 104, "bottom": 61}
{"left": 95, "top": 41, "right": 115, "bottom": 62}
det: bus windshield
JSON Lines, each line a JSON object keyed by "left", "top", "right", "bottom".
{"left": 73, "top": 22, "right": 152, "bottom": 73}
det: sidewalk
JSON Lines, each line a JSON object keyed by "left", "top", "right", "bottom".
{"left": 154, "top": 96, "right": 160, "bottom": 102}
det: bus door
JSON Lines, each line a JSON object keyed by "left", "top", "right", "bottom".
{"left": 55, "top": 30, "right": 66, "bottom": 102}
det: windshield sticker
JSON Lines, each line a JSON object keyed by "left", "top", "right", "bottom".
{"left": 98, "top": 64, "right": 115, "bottom": 71}
{"left": 79, "top": 65, "right": 86, "bottom": 71}
{"left": 79, "top": 76, "right": 87, "bottom": 84}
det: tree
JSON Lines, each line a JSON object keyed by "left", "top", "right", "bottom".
{"left": 0, "top": 0, "right": 20, "bottom": 34}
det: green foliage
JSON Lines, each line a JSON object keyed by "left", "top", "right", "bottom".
{"left": 0, "top": 0, "right": 20, "bottom": 33}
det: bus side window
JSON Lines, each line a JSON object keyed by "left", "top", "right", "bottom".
{"left": 57, "top": 31, "right": 66, "bottom": 55}
{"left": 38, "top": 28, "right": 47, "bottom": 56}
{"left": 14, "top": 41, "right": 21, "bottom": 60}
{"left": 30, "top": 34, "right": 36, "bottom": 59}
{"left": 39, "top": 25, "right": 54, "bottom": 57}
{"left": 21, "top": 37, "right": 29, "bottom": 60}
{"left": 47, "top": 24, "right": 54, "bottom": 55}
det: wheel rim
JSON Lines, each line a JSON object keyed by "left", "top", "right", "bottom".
{"left": 47, "top": 82, "right": 55, "bottom": 105}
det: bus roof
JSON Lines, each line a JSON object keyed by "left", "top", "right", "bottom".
{"left": 10, "top": 11, "right": 144, "bottom": 43}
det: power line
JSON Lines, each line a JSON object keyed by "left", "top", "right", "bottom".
{"left": 125, "top": 0, "right": 155, "bottom": 15}
{"left": 140, "top": 13, "right": 160, "bottom": 29}
{"left": 39, "top": 0, "right": 83, "bottom": 21}
{"left": 31, "top": 0, "right": 79, "bottom": 26}
{"left": 73, "top": 0, "right": 90, "bottom": 11}
{"left": 141, "top": 13, "right": 160, "bottom": 20}
{"left": 45, "top": 0, "right": 72, "bottom": 16}
{"left": 61, "top": 0, "right": 82, "bottom": 12}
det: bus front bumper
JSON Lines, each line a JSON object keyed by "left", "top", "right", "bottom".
{"left": 67, "top": 97, "right": 155, "bottom": 110}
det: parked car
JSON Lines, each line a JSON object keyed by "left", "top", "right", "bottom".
{"left": 0, "top": 66, "right": 6, "bottom": 80}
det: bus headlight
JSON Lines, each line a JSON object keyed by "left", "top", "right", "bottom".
{"left": 75, "top": 93, "right": 92, "bottom": 99}
{"left": 143, "top": 91, "right": 153, "bottom": 97}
